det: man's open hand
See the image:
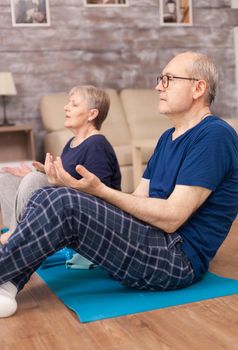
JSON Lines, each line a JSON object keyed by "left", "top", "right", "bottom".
{"left": 44, "top": 153, "right": 64, "bottom": 186}
{"left": 53, "top": 157, "right": 105, "bottom": 196}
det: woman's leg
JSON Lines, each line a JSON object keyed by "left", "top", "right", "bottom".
{"left": 0, "top": 173, "right": 22, "bottom": 228}
{"left": 9, "top": 171, "right": 50, "bottom": 232}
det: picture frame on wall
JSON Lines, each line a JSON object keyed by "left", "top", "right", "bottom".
{"left": 11, "top": 0, "right": 51, "bottom": 27}
{"left": 160, "top": 0, "right": 193, "bottom": 26}
{"left": 231, "top": 0, "right": 238, "bottom": 8}
{"left": 84, "top": 0, "right": 128, "bottom": 7}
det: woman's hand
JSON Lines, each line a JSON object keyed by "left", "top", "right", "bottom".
{"left": 32, "top": 161, "right": 45, "bottom": 173}
{"left": 54, "top": 157, "right": 105, "bottom": 196}
{"left": 1, "top": 162, "right": 32, "bottom": 177}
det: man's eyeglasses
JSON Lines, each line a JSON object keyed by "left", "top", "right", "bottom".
{"left": 157, "top": 74, "right": 199, "bottom": 89}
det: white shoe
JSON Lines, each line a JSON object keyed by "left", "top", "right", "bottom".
{"left": 0, "top": 282, "right": 18, "bottom": 318}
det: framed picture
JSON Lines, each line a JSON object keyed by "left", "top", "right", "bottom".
{"left": 231, "top": 0, "right": 238, "bottom": 8}
{"left": 11, "top": 0, "right": 50, "bottom": 27}
{"left": 160, "top": 0, "right": 193, "bottom": 26}
{"left": 84, "top": 0, "right": 128, "bottom": 7}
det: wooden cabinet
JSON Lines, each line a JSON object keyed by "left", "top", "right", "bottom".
{"left": 0, "top": 125, "right": 36, "bottom": 162}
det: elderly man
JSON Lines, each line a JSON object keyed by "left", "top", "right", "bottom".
{"left": 0, "top": 52, "right": 238, "bottom": 318}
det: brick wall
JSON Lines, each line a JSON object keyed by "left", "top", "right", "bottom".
{"left": 0, "top": 0, "right": 237, "bottom": 159}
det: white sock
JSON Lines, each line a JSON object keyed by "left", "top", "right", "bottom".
{"left": 0, "top": 282, "right": 18, "bottom": 318}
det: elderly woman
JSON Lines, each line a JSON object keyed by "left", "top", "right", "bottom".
{"left": 0, "top": 85, "right": 121, "bottom": 244}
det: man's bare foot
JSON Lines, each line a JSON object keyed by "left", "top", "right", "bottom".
{"left": 0, "top": 231, "right": 12, "bottom": 245}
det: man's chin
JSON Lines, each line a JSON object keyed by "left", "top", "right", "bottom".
{"left": 158, "top": 108, "right": 169, "bottom": 115}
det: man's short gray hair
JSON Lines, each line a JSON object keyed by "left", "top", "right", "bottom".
{"left": 186, "top": 53, "right": 219, "bottom": 105}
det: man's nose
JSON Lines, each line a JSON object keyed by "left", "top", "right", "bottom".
{"left": 155, "top": 79, "right": 164, "bottom": 92}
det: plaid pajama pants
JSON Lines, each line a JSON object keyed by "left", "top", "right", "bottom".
{"left": 0, "top": 187, "right": 196, "bottom": 292}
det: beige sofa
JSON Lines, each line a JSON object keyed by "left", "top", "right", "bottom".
{"left": 40, "top": 89, "right": 238, "bottom": 193}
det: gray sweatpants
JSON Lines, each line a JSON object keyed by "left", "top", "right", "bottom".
{"left": 0, "top": 171, "right": 49, "bottom": 231}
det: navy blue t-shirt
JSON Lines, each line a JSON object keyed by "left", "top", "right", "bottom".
{"left": 143, "top": 116, "right": 238, "bottom": 277}
{"left": 61, "top": 135, "right": 121, "bottom": 190}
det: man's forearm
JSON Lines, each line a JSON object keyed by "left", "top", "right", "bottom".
{"left": 97, "top": 184, "right": 179, "bottom": 233}
{"left": 53, "top": 161, "right": 193, "bottom": 233}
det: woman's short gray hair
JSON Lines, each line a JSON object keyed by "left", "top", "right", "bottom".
{"left": 69, "top": 85, "right": 110, "bottom": 130}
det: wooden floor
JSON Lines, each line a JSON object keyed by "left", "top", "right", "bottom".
{"left": 1, "top": 217, "right": 238, "bottom": 350}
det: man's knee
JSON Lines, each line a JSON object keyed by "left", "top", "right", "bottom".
{"left": 31, "top": 186, "right": 80, "bottom": 205}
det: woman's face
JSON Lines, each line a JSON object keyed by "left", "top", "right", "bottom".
{"left": 64, "top": 93, "right": 91, "bottom": 130}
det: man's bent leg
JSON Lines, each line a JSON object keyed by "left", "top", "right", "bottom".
{"left": 22, "top": 187, "right": 195, "bottom": 291}
{"left": 0, "top": 186, "right": 195, "bottom": 295}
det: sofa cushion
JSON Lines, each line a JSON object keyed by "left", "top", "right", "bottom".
{"left": 40, "top": 93, "right": 68, "bottom": 132}
{"left": 120, "top": 89, "right": 172, "bottom": 164}
{"left": 120, "top": 89, "right": 172, "bottom": 140}
{"left": 44, "top": 129, "right": 72, "bottom": 158}
{"left": 101, "top": 89, "right": 131, "bottom": 147}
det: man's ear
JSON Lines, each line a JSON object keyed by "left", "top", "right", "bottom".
{"left": 88, "top": 108, "right": 99, "bottom": 122}
{"left": 193, "top": 80, "right": 207, "bottom": 101}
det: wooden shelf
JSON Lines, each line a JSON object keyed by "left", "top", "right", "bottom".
{"left": 0, "top": 124, "right": 35, "bottom": 162}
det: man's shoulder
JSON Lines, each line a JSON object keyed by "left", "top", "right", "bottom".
{"left": 204, "top": 116, "right": 236, "bottom": 132}
{"left": 196, "top": 116, "right": 237, "bottom": 141}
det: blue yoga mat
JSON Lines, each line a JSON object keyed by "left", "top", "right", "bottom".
{"left": 37, "top": 265, "right": 238, "bottom": 323}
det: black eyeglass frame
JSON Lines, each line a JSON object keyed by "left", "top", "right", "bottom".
{"left": 157, "top": 74, "right": 199, "bottom": 88}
